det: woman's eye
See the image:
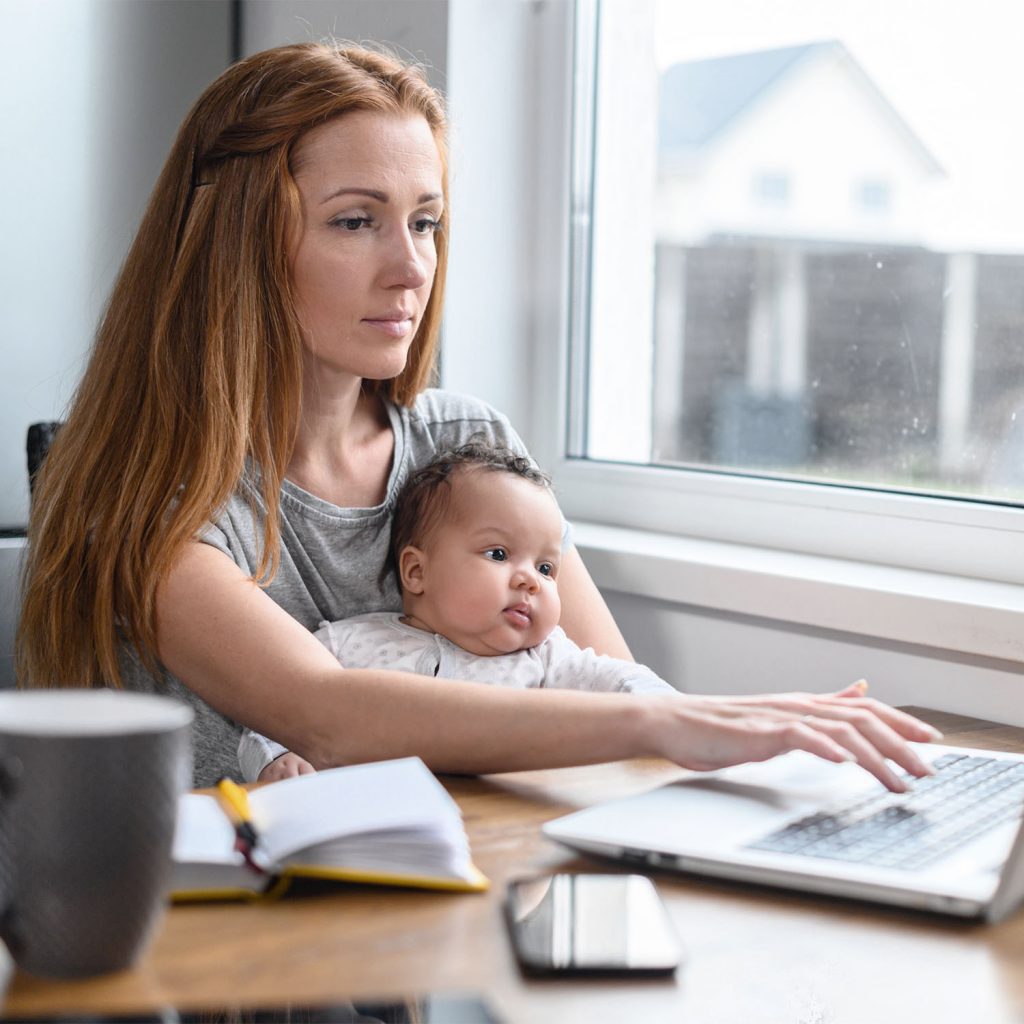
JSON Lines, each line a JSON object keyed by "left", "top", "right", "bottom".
{"left": 538, "top": 563, "right": 555, "bottom": 577}
{"left": 484, "top": 548, "right": 507, "bottom": 562}
{"left": 412, "top": 217, "right": 441, "bottom": 235}
{"left": 331, "top": 216, "right": 372, "bottom": 231}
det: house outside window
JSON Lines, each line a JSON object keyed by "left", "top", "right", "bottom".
{"left": 542, "top": 0, "right": 1024, "bottom": 593}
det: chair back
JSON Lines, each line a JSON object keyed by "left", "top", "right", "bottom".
{"left": 27, "top": 422, "right": 62, "bottom": 498}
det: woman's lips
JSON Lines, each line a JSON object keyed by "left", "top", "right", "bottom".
{"left": 362, "top": 317, "right": 414, "bottom": 338}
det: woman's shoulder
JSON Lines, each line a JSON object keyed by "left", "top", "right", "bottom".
{"left": 407, "top": 387, "right": 511, "bottom": 428}
{"left": 402, "top": 388, "right": 526, "bottom": 456}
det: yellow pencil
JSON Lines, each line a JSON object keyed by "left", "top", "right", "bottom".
{"left": 216, "top": 777, "right": 262, "bottom": 870}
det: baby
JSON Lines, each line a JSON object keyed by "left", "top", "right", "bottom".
{"left": 239, "top": 441, "right": 675, "bottom": 782}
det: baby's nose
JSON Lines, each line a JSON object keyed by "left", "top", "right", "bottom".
{"left": 513, "top": 567, "right": 540, "bottom": 591}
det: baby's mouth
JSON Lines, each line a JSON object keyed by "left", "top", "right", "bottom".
{"left": 503, "top": 603, "right": 532, "bottom": 627}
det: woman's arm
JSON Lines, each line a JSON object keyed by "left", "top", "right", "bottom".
{"left": 157, "top": 543, "right": 939, "bottom": 790}
{"left": 556, "top": 545, "right": 633, "bottom": 660}
{"left": 156, "top": 543, "right": 648, "bottom": 772}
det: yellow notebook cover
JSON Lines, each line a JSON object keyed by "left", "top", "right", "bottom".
{"left": 171, "top": 757, "right": 489, "bottom": 900}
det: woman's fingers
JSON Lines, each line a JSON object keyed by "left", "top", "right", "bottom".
{"left": 799, "top": 714, "right": 911, "bottom": 792}
{"left": 780, "top": 718, "right": 858, "bottom": 768}
{"left": 742, "top": 712, "right": 911, "bottom": 791}
{"left": 833, "top": 679, "right": 870, "bottom": 699}
{"left": 668, "top": 702, "right": 853, "bottom": 773}
{"left": 726, "top": 687, "right": 942, "bottom": 760}
{"left": 810, "top": 702, "right": 934, "bottom": 775}
{"left": 675, "top": 689, "right": 940, "bottom": 792}
{"left": 734, "top": 680, "right": 942, "bottom": 742}
{"left": 819, "top": 692, "right": 943, "bottom": 744}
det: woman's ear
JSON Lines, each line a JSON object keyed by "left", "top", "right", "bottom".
{"left": 399, "top": 545, "right": 427, "bottom": 595}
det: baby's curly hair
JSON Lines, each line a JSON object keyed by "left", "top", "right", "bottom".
{"left": 386, "top": 439, "right": 551, "bottom": 591}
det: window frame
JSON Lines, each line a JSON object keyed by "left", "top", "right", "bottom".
{"left": 528, "top": 0, "right": 1024, "bottom": 595}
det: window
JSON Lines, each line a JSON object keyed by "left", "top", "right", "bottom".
{"left": 754, "top": 172, "right": 791, "bottom": 206}
{"left": 857, "top": 179, "right": 891, "bottom": 212}
{"left": 544, "top": 0, "right": 1024, "bottom": 589}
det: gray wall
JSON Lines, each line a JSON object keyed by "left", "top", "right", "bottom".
{"left": 0, "top": 0, "right": 232, "bottom": 531}
{"left": 241, "top": 0, "right": 447, "bottom": 83}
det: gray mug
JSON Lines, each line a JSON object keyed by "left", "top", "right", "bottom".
{"left": 0, "top": 690, "right": 192, "bottom": 978}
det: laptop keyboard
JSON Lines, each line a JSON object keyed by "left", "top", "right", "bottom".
{"left": 746, "top": 753, "right": 1024, "bottom": 870}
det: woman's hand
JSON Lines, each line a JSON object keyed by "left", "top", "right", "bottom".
{"left": 651, "top": 681, "right": 942, "bottom": 792}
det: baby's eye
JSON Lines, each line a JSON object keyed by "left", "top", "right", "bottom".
{"left": 538, "top": 562, "right": 555, "bottom": 577}
{"left": 484, "top": 548, "right": 508, "bottom": 562}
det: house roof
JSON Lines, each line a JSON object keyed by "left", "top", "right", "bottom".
{"left": 659, "top": 42, "right": 821, "bottom": 149}
{"left": 658, "top": 40, "right": 943, "bottom": 174}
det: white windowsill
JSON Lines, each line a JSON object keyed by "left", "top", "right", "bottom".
{"left": 573, "top": 521, "right": 1024, "bottom": 665}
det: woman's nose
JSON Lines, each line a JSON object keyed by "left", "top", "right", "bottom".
{"left": 381, "top": 231, "right": 430, "bottom": 290}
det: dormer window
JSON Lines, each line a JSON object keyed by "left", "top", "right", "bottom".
{"left": 753, "top": 172, "right": 791, "bottom": 205}
{"left": 858, "top": 179, "right": 891, "bottom": 212}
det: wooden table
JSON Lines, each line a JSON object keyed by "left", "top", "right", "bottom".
{"left": 6, "top": 708, "right": 1024, "bottom": 1023}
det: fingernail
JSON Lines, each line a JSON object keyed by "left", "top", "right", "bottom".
{"left": 927, "top": 725, "right": 944, "bottom": 740}
{"left": 853, "top": 679, "right": 869, "bottom": 693}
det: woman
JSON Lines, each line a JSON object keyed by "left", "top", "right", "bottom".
{"left": 17, "top": 43, "right": 938, "bottom": 787}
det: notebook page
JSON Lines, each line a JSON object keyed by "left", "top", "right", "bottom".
{"left": 249, "top": 757, "right": 464, "bottom": 864}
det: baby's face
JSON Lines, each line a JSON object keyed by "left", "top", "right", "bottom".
{"left": 401, "top": 469, "right": 563, "bottom": 656}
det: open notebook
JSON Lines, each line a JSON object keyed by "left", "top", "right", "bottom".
{"left": 545, "top": 742, "right": 1024, "bottom": 921}
{"left": 172, "top": 757, "right": 488, "bottom": 900}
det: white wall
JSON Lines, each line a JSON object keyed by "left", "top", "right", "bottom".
{"left": 442, "top": 0, "right": 541, "bottom": 447}
{"left": 604, "top": 585, "right": 1024, "bottom": 726}
{"left": 0, "top": 0, "right": 231, "bottom": 530}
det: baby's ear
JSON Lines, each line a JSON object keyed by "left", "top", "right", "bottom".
{"left": 399, "top": 545, "right": 427, "bottom": 595}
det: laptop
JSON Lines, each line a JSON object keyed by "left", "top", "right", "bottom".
{"left": 543, "top": 742, "right": 1024, "bottom": 921}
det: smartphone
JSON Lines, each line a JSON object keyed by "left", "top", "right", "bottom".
{"left": 504, "top": 873, "right": 682, "bottom": 977}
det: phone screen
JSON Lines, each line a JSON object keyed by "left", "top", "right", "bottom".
{"left": 504, "top": 873, "right": 682, "bottom": 976}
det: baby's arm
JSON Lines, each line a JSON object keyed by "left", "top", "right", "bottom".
{"left": 237, "top": 728, "right": 316, "bottom": 782}
{"left": 538, "top": 628, "right": 677, "bottom": 694}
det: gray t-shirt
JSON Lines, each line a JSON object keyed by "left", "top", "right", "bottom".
{"left": 121, "top": 389, "right": 534, "bottom": 786}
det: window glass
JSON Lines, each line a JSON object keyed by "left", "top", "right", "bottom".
{"left": 578, "top": 0, "right": 1024, "bottom": 504}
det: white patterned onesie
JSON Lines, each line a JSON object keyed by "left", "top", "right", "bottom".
{"left": 237, "top": 611, "right": 675, "bottom": 781}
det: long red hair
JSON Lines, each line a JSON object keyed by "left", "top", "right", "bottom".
{"left": 17, "top": 43, "right": 449, "bottom": 687}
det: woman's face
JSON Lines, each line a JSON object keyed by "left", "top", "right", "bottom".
{"left": 289, "top": 111, "right": 444, "bottom": 386}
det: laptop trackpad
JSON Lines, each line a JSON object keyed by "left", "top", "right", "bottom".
{"left": 547, "top": 752, "right": 881, "bottom": 853}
